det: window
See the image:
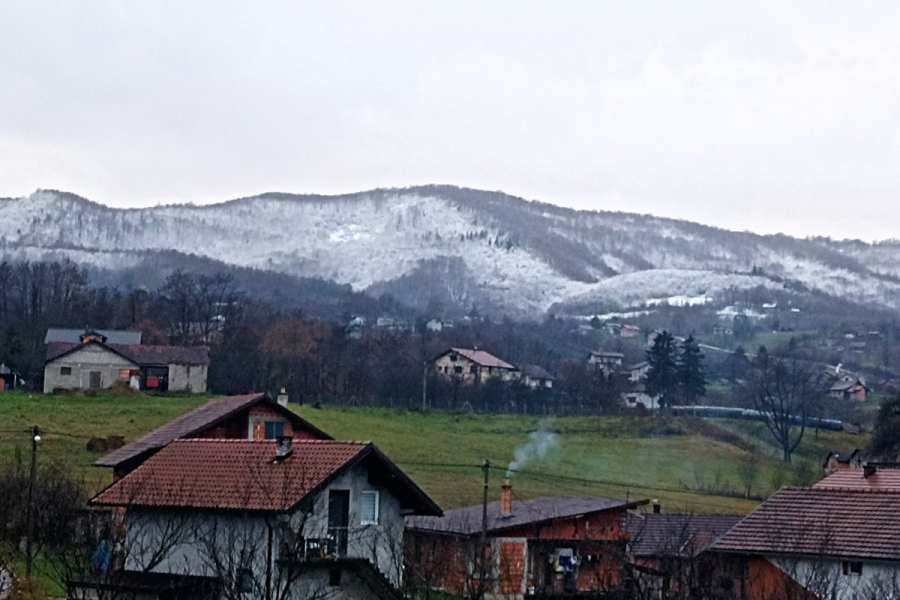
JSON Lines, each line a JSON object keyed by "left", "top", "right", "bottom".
{"left": 842, "top": 561, "right": 863, "bottom": 576}
{"left": 469, "top": 365, "right": 477, "bottom": 374}
{"left": 449, "top": 354, "right": 457, "bottom": 362}
{"left": 60, "top": 366, "right": 72, "bottom": 376}
{"left": 236, "top": 568, "right": 253, "bottom": 593}
{"left": 361, "top": 490, "right": 379, "bottom": 525}
{"left": 454, "top": 366, "right": 463, "bottom": 374}
{"left": 264, "top": 420, "right": 285, "bottom": 440}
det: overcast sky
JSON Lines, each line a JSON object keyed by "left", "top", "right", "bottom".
{"left": 1, "top": 2, "right": 898, "bottom": 240}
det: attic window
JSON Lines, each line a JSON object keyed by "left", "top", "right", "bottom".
{"left": 60, "top": 366, "right": 72, "bottom": 376}
{"left": 264, "top": 420, "right": 285, "bottom": 440}
{"left": 842, "top": 561, "right": 863, "bottom": 576}
{"left": 361, "top": 490, "right": 380, "bottom": 525}
{"left": 449, "top": 354, "right": 457, "bottom": 362}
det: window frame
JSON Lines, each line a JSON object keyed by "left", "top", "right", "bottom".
{"left": 360, "top": 489, "right": 380, "bottom": 525}
{"left": 264, "top": 420, "right": 285, "bottom": 440}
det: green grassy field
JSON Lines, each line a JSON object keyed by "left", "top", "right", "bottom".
{"left": 0, "top": 391, "right": 866, "bottom": 515}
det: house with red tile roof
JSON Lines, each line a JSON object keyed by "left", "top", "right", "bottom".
{"left": 43, "top": 336, "right": 209, "bottom": 394}
{"left": 95, "top": 392, "right": 331, "bottom": 478}
{"left": 711, "top": 487, "right": 900, "bottom": 600}
{"left": 431, "top": 347, "right": 521, "bottom": 385}
{"left": 405, "top": 479, "right": 646, "bottom": 598}
{"left": 77, "top": 422, "right": 440, "bottom": 599}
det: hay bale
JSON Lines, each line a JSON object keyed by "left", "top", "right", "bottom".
{"left": 106, "top": 435, "right": 126, "bottom": 449}
{"left": 86, "top": 437, "right": 109, "bottom": 453}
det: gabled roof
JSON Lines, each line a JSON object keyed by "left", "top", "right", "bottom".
{"left": 521, "top": 364, "right": 554, "bottom": 380}
{"left": 830, "top": 379, "right": 866, "bottom": 392}
{"left": 91, "top": 439, "right": 441, "bottom": 516}
{"left": 45, "top": 328, "right": 142, "bottom": 345}
{"left": 627, "top": 514, "right": 743, "bottom": 558}
{"left": 814, "top": 469, "right": 900, "bottom": 491}
{"left": 46, "top": 340, "right": 210, "bottom": 367}
{"left": 711, "top": 488, "right": 900, "bottom": 561}
{"left": 94, "top": 393, "right": 331, "bottom": 469}
{"left": 407, "top": 496, "right": 644, "bottom": 536}
{"left": 440, "top": 348, "right": 516, "bottom": 370}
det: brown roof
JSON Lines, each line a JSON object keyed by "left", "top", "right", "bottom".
{"left": 446, "top": 348, "right": 516, "bottom": 370}
{"left": 94, "top": 393, "right": 331, "bottom": 469}
{"left": 92, "top": 439, "right": 441, "bottom": 515}
{"left": 46, "top": 340, "right": 210, "bottom": 366}
{"left": 712, "top": 488, "right": 900, "bottom": 561}
{"left": 814, "top": 469, "right": 900, "bottom": 491}
{"left": 407, "top": 496, "right": 644, "bottom": 536}
{"left": 627, "top": 514, "right": 743, "bottom": 557}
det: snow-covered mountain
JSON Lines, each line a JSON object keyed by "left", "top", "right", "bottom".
{"left": 1, "top": 185, "right": 898, "bottom": 317}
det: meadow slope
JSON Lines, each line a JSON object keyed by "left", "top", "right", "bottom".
{"left": 0, "top": 392, "right": 865, "bottom": 514}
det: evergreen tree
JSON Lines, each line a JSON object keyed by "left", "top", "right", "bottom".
{"left": 646, "top": 331, "right": 679, "bottom": 408}
{"left": 677, "top": 335, "right": 706, "bottom": 404}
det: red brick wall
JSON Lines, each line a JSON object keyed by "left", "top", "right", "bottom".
{"left": 746, "top": 557, "right": 817, "bottom": 600}
{"left": 498, "top": 541, "right": 526, "bottom": 594}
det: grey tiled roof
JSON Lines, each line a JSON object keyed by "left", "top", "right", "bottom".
{"left": 45, "top": 328, "right": 142, "bottom": 345}
{"left": 407, "top": 496, "right": 643, "bottom": 536}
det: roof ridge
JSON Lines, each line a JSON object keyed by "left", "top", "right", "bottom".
{"left": 172, "top": 438, "right": 369, "bottom": 445}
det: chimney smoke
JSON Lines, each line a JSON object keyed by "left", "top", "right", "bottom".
{"left": 501, "top": 478, "right": 513, "bottom": 516}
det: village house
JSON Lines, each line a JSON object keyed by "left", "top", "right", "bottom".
{"left": 588, "top": 351, "right": 624, "bottom": 376}
{"left": 431, "top": 348, "right": 520, "bottom": 384}
{"left": 627, "top": 511, "right": 744, "bottom": 598}
{"left": 520, "top": 364, "right": 555, "bottom": 389}
{"left": 95, "top": 392, "right": 331, "bottom": 478}
{"left": 828, "top": 376, "right": 870, "bottom": 402}
{"left": 76, "top": 438, "right": 441, "bottom": 600}
{"left": 711, "top": 487, "right": 900, "bottom": 600}
{"left": 74, "top": 392, "right": 442, "bottom": 600}
{"left": 43, "top": 332, "right": 209, "bottom": 394}
{"left": 621, "top": 384, "right": 660, "bottom": 411}
{"left": 405, "top": 480, "right": 646, "bottom": 599}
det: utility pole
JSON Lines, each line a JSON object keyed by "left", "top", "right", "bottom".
{"left": 25, "top": 425, "right": 41, "bottom": 579}
{"left": 422, "top": 361, "right": 428, "bottom": 412}
{"left": 476, "top": 459, "right": 490, "bottom": 599}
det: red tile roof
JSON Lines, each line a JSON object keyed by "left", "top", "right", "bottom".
{"left": 814, "top": 469, "right": 900, "bottom": 491}
{"left": 447, "top": 348, "right": 516, "bottom": 370}
{"left": 93, "top": 439, "right": 366, "bottom": 511}
{"left": 46, "top": 341, "right": 210, "bottom": 366}
{"left": 93, "top": 439, "right": 441, "bottom": 516}
{"left": 94, "top": 393, "right": 331, "bottom": 469}
{"left": 712, "top": 488, "right": 900, "bottom": 561}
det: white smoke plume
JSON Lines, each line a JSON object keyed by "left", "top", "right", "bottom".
{"left": 507, "top": 418, "right": 558, "bottom": 477}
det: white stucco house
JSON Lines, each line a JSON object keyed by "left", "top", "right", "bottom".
{"left": 73, "top": 436, "right": 441, "bottom": 600}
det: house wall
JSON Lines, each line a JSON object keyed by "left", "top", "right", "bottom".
{"left": 167, "top": 363, "right": 208, "bottom": 393}
{"left": 407, "top": 509, "right": 630, "bottom": 599}
{"left": 123, "top": 465, "right": 406, "bottom": 596}
{"left": 757, "top": 555, "right": 900, "bottom": 600}
{"left": 293, "top": 464, "right": 405, "bottom": 587}
{"left": 433, "top": 354, "right": 519, "bottom": 385}
{"left": 43, "top": 345, "right": 136, "bottom": 393}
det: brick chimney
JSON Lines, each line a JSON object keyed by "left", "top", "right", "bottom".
{"left": 277, "top": 387, "right": 289, "bottom": 408}
{"left": 864, "top": 464, "right": 877, "bottom": 478}
{"left": 501, "top": 478, "right": 513, "bottom": 516}
{"left": 275, "top": 436, "right": 293, "bottom": 461}
{"left": 652, "top": 501, "right": 661, "bottom": 514}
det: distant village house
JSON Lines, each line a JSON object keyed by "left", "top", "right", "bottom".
{"left": 43, "top": 328, "right": 209, "bottom": 394}
{"left": 432, "top": 348, "right": 520, "bottom": 384}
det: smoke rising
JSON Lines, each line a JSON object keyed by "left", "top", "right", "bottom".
{"left": 507, "top": 419, "right": 558, "bottom": 477}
